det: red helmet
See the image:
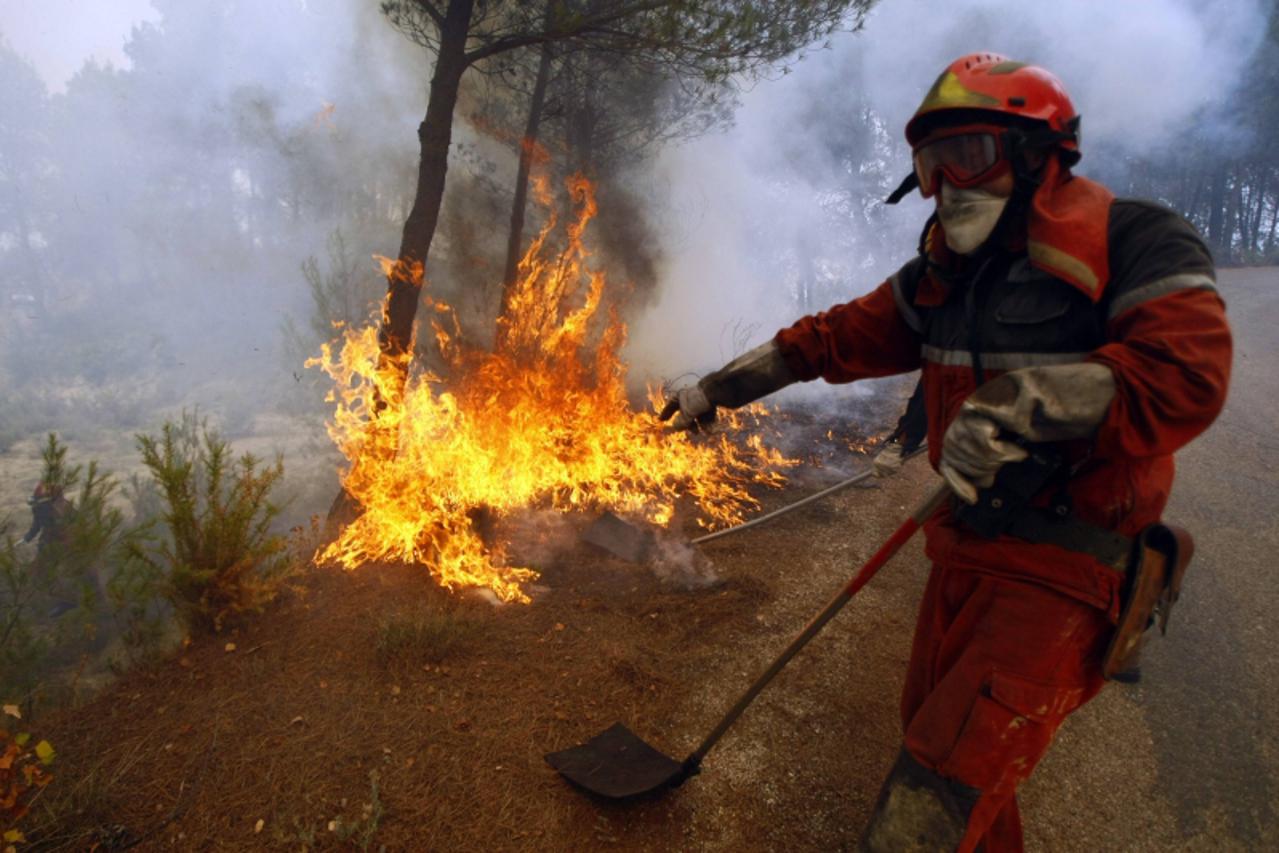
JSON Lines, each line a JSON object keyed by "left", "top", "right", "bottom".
{"left": 906, "top": 53, "right": 1080, "bottom": 158}
{"left": 882, "top": 53, "right": 1083, "bottom": 204}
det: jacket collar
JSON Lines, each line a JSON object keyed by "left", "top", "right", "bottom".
{"left": 916, "top": 159, "right": 1115, "bottom": 306}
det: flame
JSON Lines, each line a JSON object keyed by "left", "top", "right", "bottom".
{"left": 308, "top": 174, "right": 793, "bottom": 603}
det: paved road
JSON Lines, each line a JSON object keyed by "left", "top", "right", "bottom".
{"left": 1021, "top": 265, "right": 1279, "bottom": 850}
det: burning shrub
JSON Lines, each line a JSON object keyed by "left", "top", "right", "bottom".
{"left": 310, "top": 175, "right": 792, "bottom": 604}
{"left": 131, "top": 411, "right": 290, "bottom": 634}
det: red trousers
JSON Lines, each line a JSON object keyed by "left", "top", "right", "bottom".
{"left": 901, "top": 564, "right": 1113, "bottom": 852}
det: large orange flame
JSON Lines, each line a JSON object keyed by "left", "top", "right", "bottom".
{"left": 308, "top": 174, "right": 792, "bottom": 603}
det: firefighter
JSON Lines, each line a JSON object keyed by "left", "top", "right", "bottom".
{"left": 660, "top": 53, "right": 1231, "bottom": 850}
{"left": 23, "top": 481, "right": 79, "bottom": 617}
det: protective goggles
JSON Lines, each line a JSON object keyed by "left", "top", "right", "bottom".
{"left": 911, "top": 126, "right": 1010, "bottom": 198}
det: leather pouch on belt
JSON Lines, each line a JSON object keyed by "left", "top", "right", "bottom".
{"left": 1102, "top": 524, "right": 1195, "bottom": 682}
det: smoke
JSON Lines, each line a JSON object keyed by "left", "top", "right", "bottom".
{"left": 0, "top": 0, "right": 1268, "bottom": 519}
{"left": 624, "top": 0, "right": 1268, "bottom": 388}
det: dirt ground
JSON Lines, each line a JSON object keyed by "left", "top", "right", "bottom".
{"left": 11, "top": 267, "right": 1279, "bottom": 851}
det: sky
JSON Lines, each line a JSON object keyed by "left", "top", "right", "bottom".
{"left": 0, "top": 0, "right": 160, "bottom": 92}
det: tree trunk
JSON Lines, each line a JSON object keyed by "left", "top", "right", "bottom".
{"left": 501, "top": 39, "right": 555, "bottom": 302}
{"left": 1206, "top": 163, "right": 1229, "bottom": 259}
{"left": 1266, "top": 196, "right": 1279, "bottom": 256}
{"left": 1249, "top": 167, "right": 1269, "bottom": 255}
{"left": 328, "top": 0, "right": 473, "bottom": 525}
{"left": 380, "top": 0, "right": 474, "bottom": 368}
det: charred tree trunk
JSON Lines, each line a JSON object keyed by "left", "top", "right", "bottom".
{"left": 501, "top": 40, "right": 555, "bottom": 302}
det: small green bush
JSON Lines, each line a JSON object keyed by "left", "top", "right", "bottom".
{"left": 374, "top": 608, "right": 473, "bottom": 667}
{"left": 131, "top": 411, "right": 289, "bottom": 633}
{"left": 0, "top": 532, "right": 51, "bottom": 703}
{"left": 1, "top": 435, "right": 153, "bottom": 701}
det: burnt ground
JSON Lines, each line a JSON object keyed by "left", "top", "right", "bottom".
{"left": 19, "top": 267, "right": 1279, "bottom": 851}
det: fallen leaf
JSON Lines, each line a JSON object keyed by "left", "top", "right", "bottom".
{"left": 178, "top": 657, "right": 192, "bottom": 669}
{"left": 390, "top": 685, "right": 401, "bottom": 696}
{"left": 224, "top": 642, "right": 237, "bottom": 653}
{"left": 404, "top": 757, "right": 416, "bottom": 768}
{"left": 327, "top": 820, "right": 337, "bottom": 832}
{"left": 35, "top": 740, "right": 54, "bottom": 765}
{"left": 254, "top": 819, "right": 264, "bottom": 834}
{"left": 289, "top": 716, "right": 305, "bottom": 726}
{"left": 2, "top": 705, "right": 19, "bottom": 720}
{"left": 4, "top": 829, "right": 25, "bottom": 843}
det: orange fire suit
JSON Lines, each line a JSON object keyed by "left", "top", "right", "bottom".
{"left": 773, "top": 165, "right": 1231, "bottom": 850}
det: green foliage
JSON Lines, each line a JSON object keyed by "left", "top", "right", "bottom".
{"left": 374, "top": 607, "right": 473, "bottom": 667}
{"left": 1, "top": 435, "right": 150, "bottom": 702}
{"left": 0, "top": 534, "right": 49, "bottom": 705}
{"left": 132, "top": 411, "right": 289, "bottom": 634}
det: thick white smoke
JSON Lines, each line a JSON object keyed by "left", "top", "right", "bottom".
{"left": 626, "top": 0, "right": 1267, "bottom": 386}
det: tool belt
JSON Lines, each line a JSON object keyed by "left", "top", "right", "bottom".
{"left": 1100, "top": 523, "right": 1194, "bottom": 682}
{"left": 957, "top": 449, "right": 1196, "bottom": 682}
{"left": 1003, "top": 509, "right": 1194, "bottom": 683}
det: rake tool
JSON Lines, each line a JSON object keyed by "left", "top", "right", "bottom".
{"left": 545, "top": 480, "right": 951, "bottom": 800}
{"left": 581, "top": 445, "right": 929, "bottom": 562}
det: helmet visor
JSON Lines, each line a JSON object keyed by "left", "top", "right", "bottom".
{"left": 913, "top": 130, "right": 1004, "bottom": 197}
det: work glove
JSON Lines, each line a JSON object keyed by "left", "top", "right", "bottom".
{"left": 872, "top": 442, "right": 906, "bottom": 478}
{"left": 940, "top": 363, "right": 1116, "bottom": 504}
{"left": 659, "top": 340, "right": 796, "bottom": 431}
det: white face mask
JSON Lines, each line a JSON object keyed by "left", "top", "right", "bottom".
{"left": 936, "top": 181, "right": 1009, "bottom": 255}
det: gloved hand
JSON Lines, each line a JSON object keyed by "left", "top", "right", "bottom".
{"left": 872, "top": 442, "right": 906, "bottom": 478}
{"left": 940, "top": 363, "right": 1116, "bottom": 504}
{"left": 659, "top": 384, "right": 716, "bottom": 431}
{"left": 659, "top": 340, "right": 797, "bottom": 431}
{"left": 939, "top": 411, "right": 1028, "bottom": 503}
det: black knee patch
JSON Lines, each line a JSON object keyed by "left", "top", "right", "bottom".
{"left": 858, "top": 748, "right": 981, "bottom": 852}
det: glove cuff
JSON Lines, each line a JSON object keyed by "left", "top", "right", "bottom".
{"left": 700, "top": 341, "right": 796, "bottom": 409}
{"left": 965, "top": 363, "right": 1116, "bottom": 442}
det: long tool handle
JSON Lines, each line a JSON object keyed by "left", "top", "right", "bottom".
{"left": 690, "top": 445, "right": 928, "bottom": 546}
{"left": 683, "top": 481, "right": 951, "bottom": 773}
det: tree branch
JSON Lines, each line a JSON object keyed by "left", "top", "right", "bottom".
{"left": 463, "top": 0, "right": 673, "bottom": 67}
{"left": 416, "top": 0, "right": 445, "bottom": 28}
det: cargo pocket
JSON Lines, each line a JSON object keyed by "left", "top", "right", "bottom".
{"left": 991, "top": 280, "right": 1096, "bottom": 354}
{"left": 939, "top": 670, "right": 1087, "bottom": 792}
